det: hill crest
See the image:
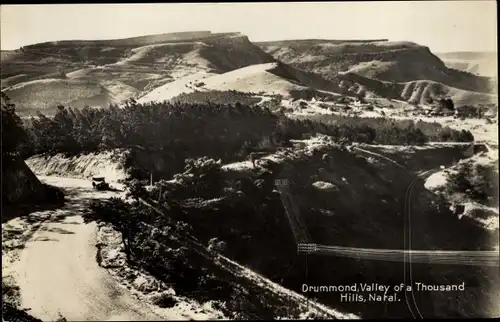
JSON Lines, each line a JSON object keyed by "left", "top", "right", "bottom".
{"left": 2, "top": 32, "right": 496, "bottom": 116}
{"left": 21, "top": 31, "right": 244, "bottom": 49}
{"left": 1, "top": 31, "right": 275, "bottom": 115}
{"left": 257, "top": 39, "right": 494, "bottom": 94}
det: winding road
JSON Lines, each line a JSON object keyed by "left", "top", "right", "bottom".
{"left": 3, "top": 176, "right": 166, "bottom": 321}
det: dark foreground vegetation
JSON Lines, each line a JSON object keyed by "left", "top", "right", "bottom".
{"left": 83, "top": 158, "right": 315, "bottom": 319}
{"left": 2, "top": 280, "right": 43, "bottom": 322}
{"left": 2, "top": 93, "right": 66, "bottom": 322}
{"left": 445, "top": 159, "right": 499, "bottom": 208}
{"left": 1, "top": 93, "right": 65, "bottom": 207}
{"left": 2, "top": 303, "right": 43, "bottom": 322}
{"left": 2, "top": 280, "right": 67, "bottom": 322}
{"left": 1, "top": 154, "right": 65, "bottom": 208}
{"left": 84, "top": 143, "right": 496, "bottom": 319}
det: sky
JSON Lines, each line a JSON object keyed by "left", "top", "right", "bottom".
{"left": 0, "top": 1, "right": 497, "bottom": 53}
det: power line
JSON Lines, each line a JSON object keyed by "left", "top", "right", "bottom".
{"left": 276, "top": 158, "right": 498, "bottom": 267}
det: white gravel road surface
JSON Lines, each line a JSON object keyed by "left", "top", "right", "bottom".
{"left": 6, "top": 176, "right": 169, "bottom": 321}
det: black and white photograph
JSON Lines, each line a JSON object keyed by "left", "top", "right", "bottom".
{"left": 1, "top": 1, "right": 498, "bottom": 320}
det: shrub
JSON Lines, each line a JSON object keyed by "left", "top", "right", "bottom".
{"left": 2, "top": 303, "right": 43, "bottom": 322}
{"left": 1, "top": 92, "right": 28, "bottom": 156}
{"left": 125, "top": 179, "right": 148, "bottom": 200}
{"left": 150, "top": 157, "right": 224, "bottom": 201}
{"left": 170, "top": 90, "right": 261, "bottom": 106}
{"left": 446, "top": 161, "right": 498, "bottom": 207}
{"left": 150, "top": 292, "right": 178, "bottom": 308}
{"left": 207, "top": 237, "right": 228, "bottom": 254}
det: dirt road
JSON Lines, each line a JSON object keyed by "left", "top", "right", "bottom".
{"left": 5, "top": 176, "right": 166, "bottom": 321}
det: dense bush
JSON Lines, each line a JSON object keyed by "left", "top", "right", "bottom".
{"left": 170, "top": 90, "right": 262, "bottom": 106}
{"left": 435, "top": 97, "right": 455, "bottom": 111}
{"left": 84, "top": 189, "right": 305, "bottom": 319}
{"left": 281, "top": 115, "right": 428, "bottom": 145}
{"left": 86, "top": 142, "right": 494, "bottom": 319}
{"left": 446, "top": 161, "right": 498, "bottom": 207}
{"left": 1, "top": 92, "right": 28, "bottom": 155}
{"left": 20, "top": 101, "right": 277, "bottom": 159}
{"left": 86, "top": 197, "right": 149, "bottom": 261}
{"left": 294, "top": 114, "right": 474, "bottom": 143}
{"left": 455, "top": 104, "right": 497, "bottom": 119}
{"left": 259, "top": 95, "right": 284, "bottom": 112}
{"left": 148, "top": 157, "right": 224, "bottom": 202}
{"left": 2, "top": 303, "right": 43, "bottom": 322}
{"left": 288, "top": 88, "right": 332, "bottom": 101}
{"left": 21, "top": 99, "right": 474, "bottom": 159}
{"left": 16, "top": 99, "right": 473, "bottom": 182}
{"left": 82, "top": 156, "right": 308, "bottom": 318}
{"left": 150, "top": 292, "right": 177, "bottom": 308}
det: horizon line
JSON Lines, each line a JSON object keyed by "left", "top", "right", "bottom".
{"left": 0, "top": 30, "right": 497, "bottom": 53}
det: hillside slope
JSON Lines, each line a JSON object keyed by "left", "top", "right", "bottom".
{"left": 25, "top": 150, "right": 128, "bottom": 183}
{"left": 138, "top": 61, "right": 371, "bottom": 104}
{"left": 1, "top": 32, "right": 275, "bottom": 116}
{"left": 436, "top": 52, "right": 497, "bottom": 78}
{"left": 256, "top": 39, "right": 495, "bottom": 94}
{"left": 5, "top": 33, "right": 496, "bottom": 115}
{"left": 337, "top": 72, "right": 497, "bottom": 106}
{"left": 425, "top": 150, "right": 499, "bottom": 232}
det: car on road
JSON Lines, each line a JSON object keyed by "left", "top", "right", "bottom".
{"left": 92, "top": 177, "right": 110, "bottom": 190}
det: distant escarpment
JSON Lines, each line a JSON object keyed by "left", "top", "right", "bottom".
{"left": 336, "top": 72, "right": 497, "bottom": 106}
{"left": 257, "top": 40, "right": 495, "bottom": 94}
{"left": 1, "top": 32, "right": 276, "bottom": 116}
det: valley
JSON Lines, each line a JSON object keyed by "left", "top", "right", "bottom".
{"left": 2, "top": 16, "right": 498, "bottom": 321}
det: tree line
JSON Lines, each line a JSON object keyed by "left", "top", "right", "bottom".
{"left": 1, "top": 92, "right": 27, "bottom": 156}
{"left": 17, "top": 99, "right": 473, "bottom": 157}
{"left": 1, "top": 93, "right": 474, "bottom": 182}
{"left": 170, "top": 90, "right": 262, "bottom": 106}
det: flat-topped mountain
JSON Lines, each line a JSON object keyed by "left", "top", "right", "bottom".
{"left": 22, "top": 31, "right": 220, "bottom": 48}
{"left": 1, "top": 32, "right": 276, "bottom": 115}
{"left": 1, "top": 32, "right": 496, "bottom": 116}
{"left": 256, "top": 39, "right": 495, "bottom": 94}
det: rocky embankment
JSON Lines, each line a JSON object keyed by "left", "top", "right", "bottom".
{"left": 2, "top": 156, "right": 47, "bottom": 205}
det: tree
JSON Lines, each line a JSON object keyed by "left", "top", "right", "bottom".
{"left": 126, "top": 179, "right": 148, "bottom": 200}
{"left": 437, "top": 97, "right": 454, "bottom": 111}
{"left": 87, "top": 198, "right": 140, "bottom": 262}
{"left": 1, "top": 92, "right": 27, "bottom": 155}
{"left": 52, "top": 105, "right": 79, "bottom": 154}
{"left": 445, "top": 98, "right": 454, "bottom": 110}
